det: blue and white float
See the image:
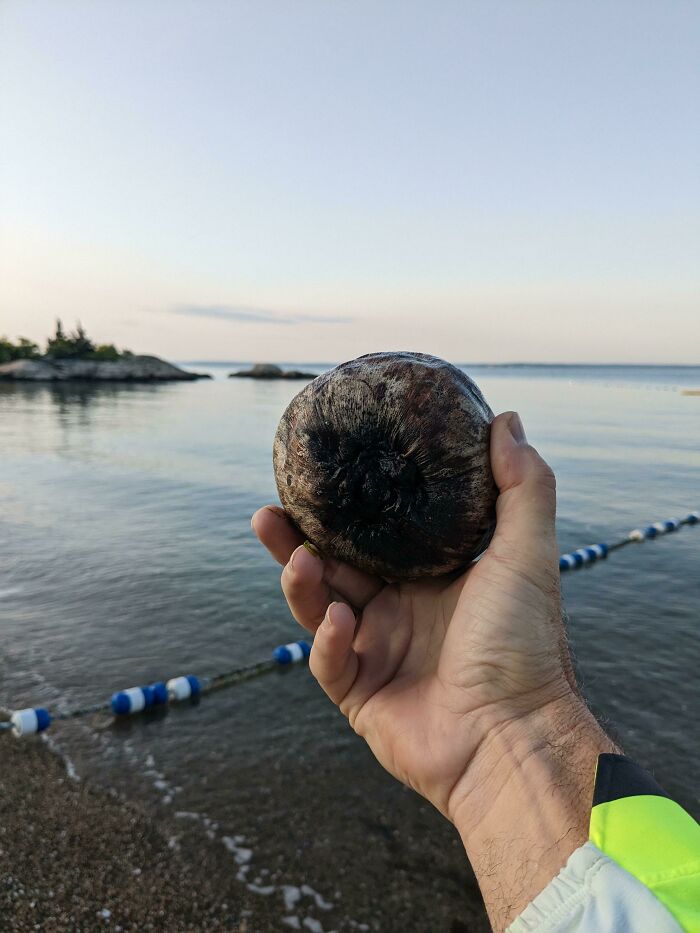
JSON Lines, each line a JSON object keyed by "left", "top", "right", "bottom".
{"left": 272, "top": 640, "right": 312, "bottom": 665}
{"left": 111, "top": 682, "right": 169, "bottom": 715}
{"left": 166, "top": 675, "right": 202, "bottom": 702}
{"left": 10, "top": 707, "right": 52, "bottom": 736}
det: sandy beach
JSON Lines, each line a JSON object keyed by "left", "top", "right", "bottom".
{"left": 0, "top": 736, "right": 280, "bottom": 932}
{"left": 0, "top": 733, "right": 490, "bottom": 932}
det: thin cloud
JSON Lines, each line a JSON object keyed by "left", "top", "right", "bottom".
{"left": 168, "top": 305, "right": 353, "bottom": 325}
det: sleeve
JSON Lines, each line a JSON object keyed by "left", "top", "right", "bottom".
{"left": 507, "top": 754, "right": 700, "bottom": 933}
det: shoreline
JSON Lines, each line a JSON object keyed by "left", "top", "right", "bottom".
{"left": 0, "top": 737, "right": 278, "bottom": 931}
{"left": 0, "top": 728, "right": 491, "bottom": 933}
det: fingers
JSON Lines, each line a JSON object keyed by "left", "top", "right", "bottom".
{"left": 322, "top": 555, "right": 384, "bottom": 609}
{"left": 252, "top": 505, "right": 384, "bottom": 614}
{"left": 309, "top": 601, "right": 359, "bottom": 707}
{"left": 281, "top": 543, "right": 333, "bottom": 633}
{"left": 489, "top": 412, "right": 559, "bottom": 568}
{"left": 251, "top": 506, "right": 304, "bottom": 566}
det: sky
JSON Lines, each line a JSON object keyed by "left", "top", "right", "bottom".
{"left": 1, "top": 0, "right": 698, "bottom": 364}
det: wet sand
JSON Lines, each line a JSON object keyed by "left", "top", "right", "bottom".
{"left": 0, "top": 737, "right": 277, "bottom": 931}
{"left": 0, "top": 735, "right": 490, "bottom": 932}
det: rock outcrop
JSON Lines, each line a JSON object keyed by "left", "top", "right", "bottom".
{"left": 229, "top": 363, "right": 316, "bottom": 380}
{"left": 0, "top": 356, "right": 210, "bottom": 381}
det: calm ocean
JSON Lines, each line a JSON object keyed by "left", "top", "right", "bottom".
{"left": 1, "top": 363, "right": 698, "bottom": 932}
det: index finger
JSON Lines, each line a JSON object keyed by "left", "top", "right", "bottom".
{"left": 251, "top": 505, "right": 304, "bottom": 565}
{"left": 251, "top": 505, "right": 384, "bottom": 610}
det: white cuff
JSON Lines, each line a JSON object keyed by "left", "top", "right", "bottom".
{"left": 507, "top": 841, "right": 682, "bottom": 932}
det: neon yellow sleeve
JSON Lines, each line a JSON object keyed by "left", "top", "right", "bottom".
{"left": 590, "top": 754, "right": 700, "bottom": 932}
{"left": 508, "top": 755, "right": 700, "bottom": 932}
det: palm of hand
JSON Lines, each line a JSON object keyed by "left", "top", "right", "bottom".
{"left": 340, "top": 547, "right": 566, "bottom": 819}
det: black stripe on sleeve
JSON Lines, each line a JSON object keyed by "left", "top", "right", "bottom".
{"left": 593, "top": 754, "right": 670, "bottom": 807}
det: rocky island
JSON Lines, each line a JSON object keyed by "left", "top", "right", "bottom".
{"left": 0, "top": 321, "right": 209, "bottom": 381}
{"left": 229, "top": 363, "right": 316, "bottom": 380}
{"left": 0, "top": 356, "right": 209, "bottom": 382}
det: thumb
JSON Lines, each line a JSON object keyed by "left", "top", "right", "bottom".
{"left": 488, "top": 412, "right": 559, "bottom": 572}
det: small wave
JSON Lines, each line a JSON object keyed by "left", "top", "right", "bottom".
{"left": 133, "top": 750, "right": 346, "bottom": 932}
{"left": 41, "top": 732, "right": 81, "bottom": 782}
{"left": 0, "top": 587, "right": 22, "bottom": 598}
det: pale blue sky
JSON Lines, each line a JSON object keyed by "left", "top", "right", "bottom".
{"left": 1, "top": 1, "right": 698, "bottom": 362}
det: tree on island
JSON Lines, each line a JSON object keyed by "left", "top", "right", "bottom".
{"left": 1, "top": 321, "right": 133, "bottom": 362}
{"left": 43, "top": 320, "right": 133, "bottom": 361}
{"left": 0, "top": 336, "right": 41, "bottom": 363}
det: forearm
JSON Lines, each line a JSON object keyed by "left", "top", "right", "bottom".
{"left": 450, "top": 693, "right": 618, "bottom": 932}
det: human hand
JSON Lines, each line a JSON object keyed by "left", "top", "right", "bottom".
{"left": 253, "top": 411, "right": 615, "bottom": 929}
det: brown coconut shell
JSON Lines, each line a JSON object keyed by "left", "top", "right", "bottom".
{"left": 273, "top": 351, "right": 497, "bottom": 580}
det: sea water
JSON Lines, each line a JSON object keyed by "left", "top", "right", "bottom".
{"left": 1, "top": 364, "right": 698, "bottom": 931}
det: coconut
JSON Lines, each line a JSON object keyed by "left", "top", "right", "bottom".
{"left": 273, "top": 351, "right": 497, "bottom": 580}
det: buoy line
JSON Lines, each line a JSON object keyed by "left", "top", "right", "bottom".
{"left": 0, "top": 640, "right": 310, "bottom": 737}
{"left": 559, "top": 510, "right": 699, "bottom": 570}
{"left": 2, "top": 510, "right": 697, "bottom": 738}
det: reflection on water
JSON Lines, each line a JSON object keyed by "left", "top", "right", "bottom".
{"left": 1, "top": 365, "right": 699, "bottom": 930}
{"left": 0, "top": 379, "right": 168, "bottom": 418}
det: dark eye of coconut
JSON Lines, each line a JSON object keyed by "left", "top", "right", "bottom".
{"left": 310, "top": 427, "right": 424, "bottom": 529}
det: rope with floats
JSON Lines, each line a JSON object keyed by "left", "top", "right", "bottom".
{"left": 0, "top": 640, "right": 311, "bottom": 737}
{"left": 2, "top": 510, "right": 697, "bottom": 738}
{"left": 559, "top": 510, "right": 699, "bottom": 571}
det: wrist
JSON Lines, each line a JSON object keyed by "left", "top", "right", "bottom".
{"left": 449, "top": 689, "right": 616, "bottom": 832}
{"left": 450, "top": 690, "right": 618, "bottom": 931}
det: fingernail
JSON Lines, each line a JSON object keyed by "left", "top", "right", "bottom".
{"left": 508, "top": 412, "right": 526, "bottom": 445}
{"left": 303, "top": 540, "right": 322, "bottom": 559}
{"left": 290, "top": 541, "right": 322, "bottom": 571}
{"left": 289, "top": 544, "right": 301, "bottom": 570}
{"left": 326, "top": 601, "right": 339, "bottom": 625}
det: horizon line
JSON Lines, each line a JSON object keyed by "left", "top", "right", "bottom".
{"left": 177, "top": 359, "right": 700, "bottom": 368}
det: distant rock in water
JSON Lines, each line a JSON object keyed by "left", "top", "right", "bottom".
{"left": 0, "top": 356, "right": 211, "bottom": 382}
{"left": 229, "top": 363, "right": 316, "bottom": 380}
